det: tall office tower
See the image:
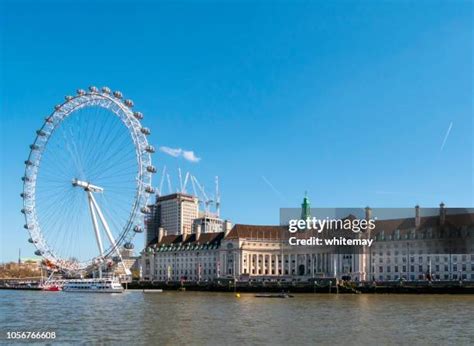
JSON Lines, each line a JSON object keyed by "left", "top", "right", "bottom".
{"left": 155, "top": 193, "right": 199, "bottom": 235}
{"left": 145, "top": 201, "right": 161, "bottom": 246}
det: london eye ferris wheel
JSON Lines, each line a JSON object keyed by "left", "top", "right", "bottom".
{"left": 21, "top": 86, "right": 156, "bottom": 273}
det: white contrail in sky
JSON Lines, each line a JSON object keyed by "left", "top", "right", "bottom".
{"left": 440, "top": 122, "right": 453, "bottom": 151}
{"left": 262, "top": 175, "right": 285, "bottom": 201}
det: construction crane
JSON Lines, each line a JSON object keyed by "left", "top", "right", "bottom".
{"left": 215, "top": 176, "right": 220, "bottom": 217}
{"left": 158, "top": 166, "right": 167, "bottom": 196}
{"left": 155, "top": 168, "right": 220, "bottom": 215}
{"left": 182, "top": 172, "right": 190, "bottom": 193}
{"left": 166, "top": 173, "right": 172, "bottom": 194}
{"left": 178, "top": 168, "right": 183, "bottom": 193}
{"left": 191, "top": 175, "right": 214, "bottom": 214}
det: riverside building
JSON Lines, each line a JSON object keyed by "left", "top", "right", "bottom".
{"left": 140, "top": 197, "right": 474, "bottom": 283}
{"left": 141, "top": 226, "right": 227, "bottom": 281}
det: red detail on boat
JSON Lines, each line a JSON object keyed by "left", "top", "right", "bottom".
{"left": 42, "top": 285, "right": 62, "bottom": 291}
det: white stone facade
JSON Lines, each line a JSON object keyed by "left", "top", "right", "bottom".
{"left": 140, "top": 209, "right": 474, "bottom": 283}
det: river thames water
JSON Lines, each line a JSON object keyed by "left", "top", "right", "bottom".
{"left": 1, "top": 290, "right": 473, "bottom": 345}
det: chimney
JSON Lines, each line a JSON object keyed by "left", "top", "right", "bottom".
{"left": 365, "top": 206, "right": 372, "bottom": 220}
{"left": 415, "top": 205, "right": 420, "bottom": 228}
{"left": 195, "top": 224, "right": 201, "bottom": 241}
{"left": 224, "top": 220, "right": 232, "bottom": 237}
{"left": 439, "top": 202, "right": 446, "bottom": 226}
{"left": 158, "top": 227, "right": 165, "bottom": 243}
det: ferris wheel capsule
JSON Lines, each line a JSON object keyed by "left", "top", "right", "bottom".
{"left": 133, "top": 112, "right": 143, "bottom": 120}
{"left": 124, "top": 242, "right": 134, "bottom": 250}
{"left": 101, "top": 86, "right": 111, "bottom": 94}
{"left": 113, "top": 91, "right": 123, "bottom": 99}
{"left": 141, "top": 127, "right": 151, "bottom": 135}
{"left": 77, "top": 89, "right": 86, "bottom": 96}
{"left": 133, "top": 225, "right": 143, "bottom": 233}
{"left": 65, "top": 95, "right": 73, "bottom": 101}
{"left": 89, "top": 86, "right": 98, "bottom": 92}
{"left": 28, "top": 238, "right": 37, "bottom": 244}
{"left": 145, "top": 185, "right": 155, "bottom": 194}
{"left": 34, "top": 250, "right": 43, "bottom": 256}
{"left": 25, "top": 160, "right": 33, "bottom": 166}
{"left": 141, "top": 206, "right": 151, "bottom": 214}
{"left": 146, "top": 165, "right": 157, "bottom": 173}
{"left": 29, "top": 144, "right": 40, "bottom": 150}
{"left": 24, "top": 224, "right": 33, "bottom": 230}
{"left": 36, "top": 130, "right": 47, "bottom": 136}
{"left": 124, "top": 99, "right": 134, "bottom": 107}
{"left": 145, "top": 145, "right": 155, "bottom": 153}
{"left": 45, "top": 116, "right": 53, "bottom": 123}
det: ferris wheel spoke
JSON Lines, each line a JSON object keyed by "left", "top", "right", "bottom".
{"left": 40, "top": 146, "right": 78, "bottom": 181}
{"left": 39, "top": 155, "right": 72, "bottom": 180}
{"left": 79, "top": 107, "right": 111, "bottom": 172}
{"left": 82, "top": 106, "right": 124, "bottom": 172}
{"left": 85, "top": 109, "right": 121, "bottom": 162}
{"left": 46, "top": 191, "right": 80, "bottom": 257}
{"left": 87, "top": 136, "right": 136, "bottom": 180}
{"left": 50, "top": 190, "right": 81, "bottom": 258}
{"left": 93, "top": 150, "right": 137, "bottom": 174}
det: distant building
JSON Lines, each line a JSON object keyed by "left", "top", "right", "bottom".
{"left": 0, "top": 259, "right": 41, "bottom": 279}
{"left": 112, "top": 247, "right": 140, "bottom": 277}
{"left": 221, "top": 206, "right": 474, "bottom": 282}
{"left": 140, "top": 199, "right": 474, "bottom": 283}
{"left": 145, "top": 199, "right": 161, "bottom": 246}
{"left": 145, "top": 193, "right": 199, "bottom": 243}
{"left": 368, "top": 206, "right": 474, "bottom": 281}
{"left": 141, "top": 227, "right": 226, "bottom": 282}
{"left": 6, "top": 258, "right": 41, "bottom": 271}
{"left": 193, "top": 215, "right": 232, "bottom": 234}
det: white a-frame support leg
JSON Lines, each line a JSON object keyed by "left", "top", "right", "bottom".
{"left": 88, "top": 192, "right": 131, "bottom": 276}
{"left": 87, "top": 192, "right": 105, "bottom": 257}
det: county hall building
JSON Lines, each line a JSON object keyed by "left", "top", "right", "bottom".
{"left": 141, "top": 195, "right": 474, "bottom": 282}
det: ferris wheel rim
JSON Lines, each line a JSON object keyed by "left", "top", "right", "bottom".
{"left": 21, "top": 87, "right": 155, "bottom": 272}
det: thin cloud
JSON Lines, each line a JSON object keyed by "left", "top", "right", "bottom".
{"left": 159, "top": 146, "right": 182, "bottom": 157}
{"left": 262, "top": 175, "right": 285, "bottom": 201}
{"left": 159, "top": 146, "right": 201, "bottom": 163}
{"left": 440, "top": 122, "right": 453, "bottom": 151}
{"left": 182, "top": 150, "right": 201, "bottom": 163}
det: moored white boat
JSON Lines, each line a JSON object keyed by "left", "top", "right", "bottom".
{"left": 63, "top": 278, "right": 124, "bottom": 293}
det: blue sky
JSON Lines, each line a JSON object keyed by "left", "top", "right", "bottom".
{"left": 0, "top": 1, "right": 472, "bottom": 262}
